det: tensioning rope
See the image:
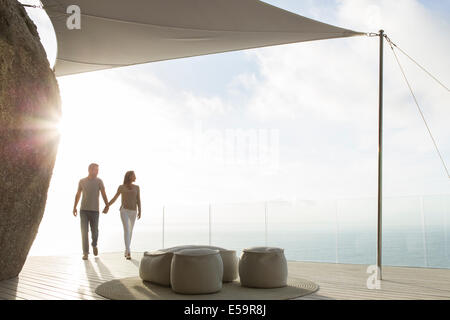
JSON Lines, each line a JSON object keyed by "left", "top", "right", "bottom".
{"left": 386, "top": 36, "right": 449, "bottom": 93}
{"left": 385, "top": 35, "right": 450, "bottom": 179}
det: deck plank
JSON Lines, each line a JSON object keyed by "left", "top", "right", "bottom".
{"left": 0, "top": 252, "right": 448, "bottom": 300}
{"left": 15, "top": 273, "right": 103, "bottom": 300}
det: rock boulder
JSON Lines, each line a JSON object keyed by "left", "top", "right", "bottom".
{"left": 0, "top": 0, "right": 61, "bottom": 280}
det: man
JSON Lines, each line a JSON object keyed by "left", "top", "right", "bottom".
{"left": 73, "top": 163, "right": 109, "bottom": 260}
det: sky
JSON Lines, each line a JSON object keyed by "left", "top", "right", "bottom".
{"left": 19, "top": 0, "right": 450, "bottom": 254}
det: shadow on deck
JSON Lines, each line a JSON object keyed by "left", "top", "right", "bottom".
{"left": 0, "top": 252, "right": 449, "bottom": 300}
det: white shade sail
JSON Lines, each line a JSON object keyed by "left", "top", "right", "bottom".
{"left": 41, "top": 0, "right": 365, "bottom": 77}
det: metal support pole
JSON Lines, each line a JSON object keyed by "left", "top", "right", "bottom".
{"left": 377, "top": 30, "right": 384, "bottom": 280}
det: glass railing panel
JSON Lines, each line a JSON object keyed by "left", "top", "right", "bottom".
{"left": 128, "top": 203, "right": 163, "bottom": 253}
{"left": 29, "top": 189, "right": 450, "bottom": 270}
{"left": 162, "top": 204, "right": 209, "bottom": 248}
{"left": 383, "top": 194, "right": 450, "bottom": 268}
{"left": 422, "top": 194, "right": 450, "bottom": 268}
{"left": 382, "top": 196, "right": 424, "bottom": 267}
{"left": 209, "top": 202, "right": 266, "bottom": 257}
{"left": 267, "top": 200, "right": 338, "bottom": 263}
{"left": 333, "top": 197, "right": 377, "bottom": 265}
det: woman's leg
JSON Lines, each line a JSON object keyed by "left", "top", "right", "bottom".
{"left": 120, "top": 209, "right": 131, "bottom": 255}
{"left": 128, "top": 211, "right": 137, "bottom": 249}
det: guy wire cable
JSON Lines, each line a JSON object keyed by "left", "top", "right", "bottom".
{"left": 385, "top": 35, "right": 450, "bottom": 179}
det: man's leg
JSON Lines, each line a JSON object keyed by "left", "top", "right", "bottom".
{"left": 80, "top": 211, "right": 89, "bottom": 256}
{"left": 89, "top": 211, "right": 99, "bottom": 253}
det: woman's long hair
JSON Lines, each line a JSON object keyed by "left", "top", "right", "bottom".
{"left": 123, "top": 171, "right": 135, "bottom": 185}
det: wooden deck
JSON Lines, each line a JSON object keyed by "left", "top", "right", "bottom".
{"left": 0, "top": 252, "right": 449, "bottom": 300}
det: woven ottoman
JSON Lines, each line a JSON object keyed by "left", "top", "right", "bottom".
{"left": 239, "top": 247, "right": 288, "bottom": 288}
{"left": 139, "top": 245, "right": 239, "bottom": 285}
{"left": 218, "top": 249, "right": 239, "bottom": 282}
{"left": 161, "top": 245, "right": 238, "bottom": 282}
{"left": 170, "top": 248, "right": 223, "bottom": 294}
{"left": 139, "top": 250, "right": 174, "bottom": 286}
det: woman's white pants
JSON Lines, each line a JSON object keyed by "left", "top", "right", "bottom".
{"left": 120, "top": 208, "right": 137, "bottom": 254}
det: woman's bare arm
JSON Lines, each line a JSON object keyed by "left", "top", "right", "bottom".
{"left": 108, "top": 186, "right": 122, "bottom": 207}
{"left": 137, "top": 186, "right": 141, "bottom": 219}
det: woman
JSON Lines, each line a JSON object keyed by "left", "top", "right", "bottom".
{"left": 105, "top": 171, "right": 141, "bottom": 259}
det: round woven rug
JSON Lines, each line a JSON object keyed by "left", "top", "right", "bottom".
{"left": 95, "top": 277, "right": 319, "bottom": 300}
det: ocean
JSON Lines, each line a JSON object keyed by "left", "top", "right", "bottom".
{"left": 30, "top": 222, "right": 450, "bottom": 269}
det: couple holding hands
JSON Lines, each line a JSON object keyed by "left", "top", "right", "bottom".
{"left": 73, "top": 163, "right": 141, "bottom": 260}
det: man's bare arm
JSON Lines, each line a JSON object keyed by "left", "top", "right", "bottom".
{"left": 100, "top": 185, "right": 109, "bottom": 213}
{"left": 100, "top": 186, "right": 109, "bottom": 206}
{"left": 73, "top": 185, "right": 82, "bottom": 216}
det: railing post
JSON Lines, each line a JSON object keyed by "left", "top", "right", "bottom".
{"left": 162, "top": 205, "right": 165, "bottom": 249}
{"left": 335, "top": 199, "right": 339, "bottom": 264}
{"left": 209, "top": 203, "right": 212, "bottom": 246}
{"left": 445, "top": 195, "right": 449, "bottom": 260}
{"left": 420, "top": 196, "right": 428, "bottom": 267}
{"left": 265, "top": 202, "right": 268, "bottom": 246}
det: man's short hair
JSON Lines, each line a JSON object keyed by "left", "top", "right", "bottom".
{"left": 88, "top": 163, "right": 99, "bottom": 171}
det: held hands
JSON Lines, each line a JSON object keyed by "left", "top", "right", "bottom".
{"left": 103, "top": 205, "right": 109, "bottom": 214}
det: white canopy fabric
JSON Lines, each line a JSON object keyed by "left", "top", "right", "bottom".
{"left": 41, "top": 0, "right": 365, "bottom": 77}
